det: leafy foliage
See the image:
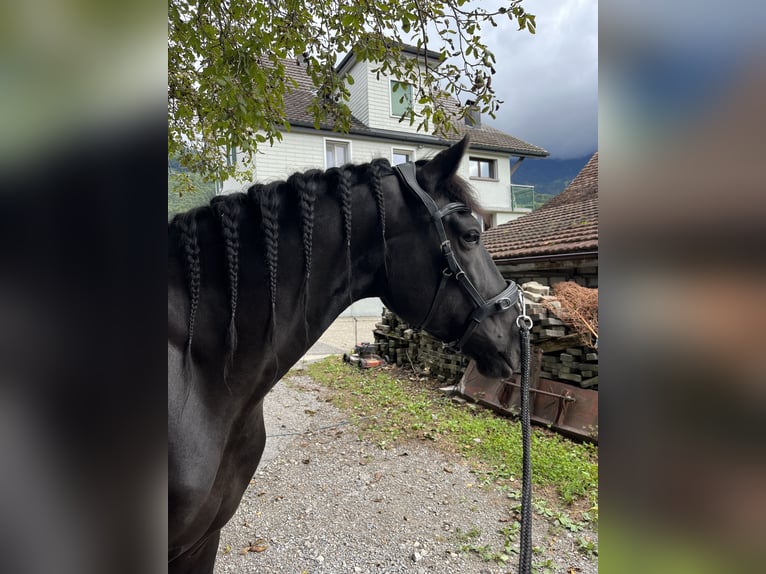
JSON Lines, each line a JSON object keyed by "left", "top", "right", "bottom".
{"left": 167, "top": 171, "right": 217, "bottom": 219}
{"left": 168, "top": 0, "right": 535, "bottom": 181}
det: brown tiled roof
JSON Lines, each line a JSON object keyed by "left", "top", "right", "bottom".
{"left": 483, "top": 152, "right": 598, "bottom": 259}
{"left": 448, "top": 122, "right": 548, "bottom": 157}
{"left": 280, "top": 59, "right": 369, "bottom": 131}
{"left": 278, "top": 57, "right": 547, "bottom": 157}
{"left": 539, "top": 152, "right": 598, "bottom": 211}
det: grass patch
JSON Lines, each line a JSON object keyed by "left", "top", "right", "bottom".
{"left": 304, "top": 358, "right": 597, "bottom": 508}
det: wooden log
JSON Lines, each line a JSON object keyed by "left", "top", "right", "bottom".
{"left": 580, "top": 376, "right": 598, "bottom": 388}
{"left": 532, "top": 327, "right": 567, "bottom": 339}
{"left": 536, "top": 335, "right": 582, "bottom": 353}
{"left": 558, "top": 372, "right": 582, "bottom": 383}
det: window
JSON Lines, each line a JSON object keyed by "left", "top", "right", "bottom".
{"left": 325, "top": 139, "right": 350, "bottom": 168}
{"left": 392, "top": 148, "right": 414, "bottom": 165}
{"left": 469, "top": 157, "right": 497, "bottom": 180}
{"left": 390, "top": 80, "right": 413, "bottom": 117}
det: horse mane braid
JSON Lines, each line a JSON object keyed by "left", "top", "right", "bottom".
{"left": 259, "top": 186, "right": 280, "bottom": 326}
{"left": 212, "top": 197, "right": 241, "bottom": 379}
{"left": 289, "top": 172, "right": 317, "bottom": 343}
{"left": 369, "top": 161, "right": 389, "bottom": 277}
{"left": 337, "top": 168, "right": 353, "bottom": 307}
{"left": 176, "top": 213, "right": 200, "bottom": 377}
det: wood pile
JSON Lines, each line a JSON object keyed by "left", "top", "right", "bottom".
{"left": 522, "top": 281, "right": 599, "bottom": 389}
{"left": 373, "top": 311, "right": 468, "bottom": 383}
{"left": 373, "top": 281, "right": 598, "bottom": 390}
{"left": 415, "top": 332, "right": 469, "bottom": 383}
{"left": 373, "top": 311, "right": 419, "bottom": 368}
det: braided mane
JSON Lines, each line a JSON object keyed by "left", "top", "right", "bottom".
{"left": 169, "top": 158, "right": 393, "bottom": 381}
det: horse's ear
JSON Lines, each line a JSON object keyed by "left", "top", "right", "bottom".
{"left": 417, "top": 136, "right": 470, "bottom": 192}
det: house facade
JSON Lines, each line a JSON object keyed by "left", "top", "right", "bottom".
{"left": 222, "top": 46, "right": 548, "bottom": 224}
{"left": 221, "top": 46, "right": 549, "bottom": 315}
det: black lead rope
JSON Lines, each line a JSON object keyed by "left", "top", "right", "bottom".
{"left": 393, "top": 161, "right": 533, "bottom": 570}
{"left": 516, "top": 297, "right": 534, "bottom": 574}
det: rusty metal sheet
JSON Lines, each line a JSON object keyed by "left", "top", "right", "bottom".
{"left": 458, "top": 355, "right": 598, "bottom": 443}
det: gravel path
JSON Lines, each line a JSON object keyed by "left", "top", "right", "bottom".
{"left": 215, "top": 372, "right": 597, "bottom": 574}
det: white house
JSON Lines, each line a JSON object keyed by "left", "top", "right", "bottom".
{"left": 221, "top": 45, "right": 548, "bottom": 316}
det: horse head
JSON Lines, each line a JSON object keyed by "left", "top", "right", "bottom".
{"left": 380, "top": 137, "right": 522, "bottom": 379}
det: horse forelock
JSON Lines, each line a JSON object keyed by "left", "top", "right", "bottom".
{"left": 445, "top": 175, "right": 485, "bottom": 216}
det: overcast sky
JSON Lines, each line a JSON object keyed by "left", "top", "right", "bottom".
{"left": 480, "top": 0, "right": 597, "bottom": 159}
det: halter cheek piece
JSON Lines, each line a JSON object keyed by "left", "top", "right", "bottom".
{"left": 393, "top": 162, "right": 521, "bottom": 351}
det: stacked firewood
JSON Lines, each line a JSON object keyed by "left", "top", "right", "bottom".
{"left": 522, "top": 281, "right": 599, "bottom": 389}
{"left": 373, "top": 311, "right": 419, "bottom": 367}
{"left": 540, "top": 349, "right": 599, "bottom": 388}
{"left": 373, "top": 311, "right": 468, "bottom": 383}
{"left": 415, "top": 332, "right": 469, "bottom": 383}
{"left": 372, "top": 281, "right": 599, "bottom": 389}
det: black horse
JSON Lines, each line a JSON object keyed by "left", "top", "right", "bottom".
{"left": 168, "top": 137, "right": 522, "bottom": 573}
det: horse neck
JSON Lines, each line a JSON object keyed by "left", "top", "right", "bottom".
{"left": 230, "top": 167, "right": 389, "bottom": 391}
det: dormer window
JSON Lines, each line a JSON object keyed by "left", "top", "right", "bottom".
{"left": 390, "top": 80, "right": 412, "bottom": 117}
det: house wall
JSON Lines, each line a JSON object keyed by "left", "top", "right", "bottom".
{"left": 464, "top": 150, "right": 512, "bottom": 211}
{"left": 346, "top": 61, "right": 369, "bottom": 125}
{"left": 221, "top": 131, "right": 326, "bottom": 192}
{"left": 223, "top": 131, "right": 450, "bottom": 192}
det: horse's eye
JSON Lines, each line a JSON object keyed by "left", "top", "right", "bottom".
{"left": 463, "top": 230, "right": 480, "bottom": 245}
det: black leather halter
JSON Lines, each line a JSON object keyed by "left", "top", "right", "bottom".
{"left": 393, "top": 162, "right": 521, "bottom": 351}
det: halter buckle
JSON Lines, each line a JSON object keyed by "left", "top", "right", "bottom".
{"left": 495, "top": 297, "right": 512, "bottom": 311}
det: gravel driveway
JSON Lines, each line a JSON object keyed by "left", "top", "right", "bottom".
{"left": 214, "top": 371, "right": 597, "bottom": 574}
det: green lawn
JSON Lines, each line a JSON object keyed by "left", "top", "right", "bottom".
{"left": 304, "top": 358, "right": 598, "bottom": 512}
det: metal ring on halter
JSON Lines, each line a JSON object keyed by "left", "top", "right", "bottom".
{"left": 516, "top": 314, "right": 533, "bottom": 330}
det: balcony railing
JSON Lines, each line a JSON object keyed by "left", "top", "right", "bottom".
{"left": 510, "top": 184, "right": 535, "bottom": 210}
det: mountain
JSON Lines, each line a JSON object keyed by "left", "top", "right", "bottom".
{"left": 512, "top": 153, "right": 595, "bottom": 200}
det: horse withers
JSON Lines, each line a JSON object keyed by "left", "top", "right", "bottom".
{"left": 168, "top": 137, "right": 522, "bottom": 573}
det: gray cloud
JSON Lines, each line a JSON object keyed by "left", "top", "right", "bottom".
{"left": 482, "top": 0, "right": 597, "bottom": 158}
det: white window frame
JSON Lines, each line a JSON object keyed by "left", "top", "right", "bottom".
{"left": 389, "top": 80, "right": 413, "bottom": 117}
{"left": 468, "top": 156, "right": 498, "bottom": 181}
{"left": 324, "top": 137, "right": 353, "bottom": 169}
{"left": 391, "top": 146, "right": 416, "bottom": 165}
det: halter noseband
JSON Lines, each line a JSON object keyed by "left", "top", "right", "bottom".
{"left": 393, "top": 162, "right": 521, "bottom": 351}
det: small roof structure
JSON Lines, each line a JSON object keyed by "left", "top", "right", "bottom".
{"left": 483, "top": 152, "right": 598, "bottom": 260}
